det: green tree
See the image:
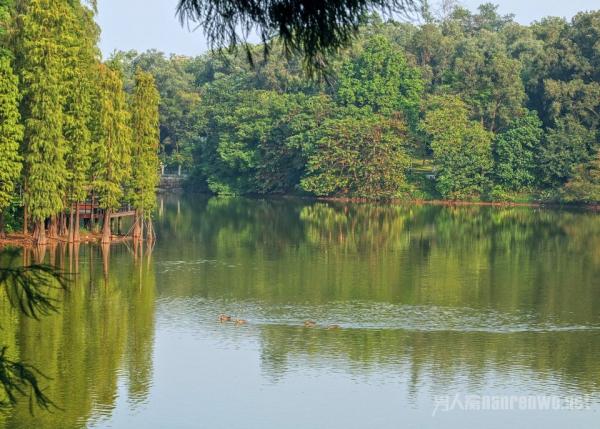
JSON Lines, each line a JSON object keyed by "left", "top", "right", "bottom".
{"left": 92, "top": 64, "right": 132, "bottom": 244}
{"left": 449, "top": 31, "right": 525, "bottom": 131}
{"left": 15, "top": 0, "right": 69, "bottom": 245}
{"left": 422, "top": 96, "right": 493, "bottom": 199}
{"left": 301, "top": 108, "right": 411, "bottom": 198}
{"left": 196, "top": 86, "right": 331, "bottom": 195}
{"left": 0, "top": 55, "right": 22, "bottom": 237}
{"left": 130, "top": 69, "right": 160, "bottom": 240}
{"left": 493, "top": 111, "right": 543, "bottom": 191}
{"left": 562, "top": 149, "right": 600, "bottom": 203}
{"left": 538, "top": 116, "right": 597, "bottom": 187}
{"left": 63, "top": 2, "right": 100, "bottom": 242}
{"left": 337, "top": 35, "right": 423, "bottom": 124}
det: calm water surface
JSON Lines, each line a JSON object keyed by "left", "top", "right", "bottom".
{"left": 1, "top": 195, "right": 599, "bottom": 428}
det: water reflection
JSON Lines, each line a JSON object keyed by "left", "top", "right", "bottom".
{"left": 0, "top": 242, "right": 155, "bottom": 429}
{"left": 0, "top": 195, "right": 599, "bottom": 428}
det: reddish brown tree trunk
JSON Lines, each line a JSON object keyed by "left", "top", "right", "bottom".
{"left": 68, "top": 205, "right": 74, "bottom": 243}
{"left": 73, "top": 202, "right": 81, "bottom": 243}
{"left": 48, "top": 216, "right": 58, "bottom": 238}
{"left": 101, "top": 209, "right": 112, "bottom": 244}
{"left": 59, "top": 211, "right": 67, "bottom": 237}
{"left": 33, "top": 219, "right": 47, "bottom": 245}
{"left": 132, "top": 209, "right": 142, "bottom": 240}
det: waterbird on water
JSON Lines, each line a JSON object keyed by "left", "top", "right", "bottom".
{"left": 219, "top": 314, "right": 232, "bottom": 322}
{"left": 304, "top": 320, "right": 317, "bottom": 328}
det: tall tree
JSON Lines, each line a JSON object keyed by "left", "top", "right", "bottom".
{"left": 301, "top": 108, "right": 411, "bottom": 198}
{"left": 63, "top": 2, "right": 100, "bottom": 242}
{"left": 538, "top": 116, "right": 597, "bottom": 187}
{"left": 422, "top": 96, "right": 493, "bottom": 199}
{"left": 92, "top": 64, "right": 132, "bottom": 244}
{"left": 15, "top": 0, "right": 69, "bottom": 244}
{"left": 562, "top": 149, "right": 600, "bottom": 203}
{"left": 130, "top": 69, "right": 160, "bottom": 240}
{"left": 493, "top": 111, "right": 543, "bottom": 191}
{"left": 0, "top": 55, "right": 22, "bottom": 237}
{"left": 337, "top": 35, "right": 423, "bottom": 124}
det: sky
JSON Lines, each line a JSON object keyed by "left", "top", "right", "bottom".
{"left": 96, "top": 0, "right": 600, "bottom": 58}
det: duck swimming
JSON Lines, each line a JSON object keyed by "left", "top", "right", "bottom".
{"left": 218, "top": 314, "right": 232, "bottom": 322}
{"left": 234, "top": 319, "right": 247, "bottom": 326}
{"left": 304, "top": 320, "right": 317, "bottom": 328}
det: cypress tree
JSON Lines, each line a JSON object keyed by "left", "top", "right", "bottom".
{"left": 130, "top": 69, "right": 160, "bottom": 241}
{"left": 0, "top": 55, "right": 22, "bottom": 237}
{"left": 92, "top": 64, "right": 132, "bottom": 244}
{"left": 63, "top": 2, "right": 100, "bottom": 242}
{"left": 14, "top": 0, "right": 69, "bottom": 244}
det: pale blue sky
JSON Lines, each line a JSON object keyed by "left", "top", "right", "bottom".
{"left": 96, "top": 0, "right": 600, "bottom": 58}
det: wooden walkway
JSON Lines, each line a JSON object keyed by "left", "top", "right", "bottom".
{"left": 78, "top": 203, "right": 136, "bottom": 220}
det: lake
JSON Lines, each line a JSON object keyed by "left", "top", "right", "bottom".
{"left": 1, "top": 195, "right": 599, "bottom": 428}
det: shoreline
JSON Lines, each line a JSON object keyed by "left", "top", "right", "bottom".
{"left": 0, "top": 232, "right": 133, "bottom": 249}
{"left": 196, "top": 192, "right": 600, "bottom": 211}
{"left": 310, "top": 196, "right": 600, "bottom": 211}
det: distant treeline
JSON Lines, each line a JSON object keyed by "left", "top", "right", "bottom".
{"left": 0, "top": 0, "right": 160, "bottom": 244}
{"left": 116, "top": 3, "right": 600, "bottom": 203}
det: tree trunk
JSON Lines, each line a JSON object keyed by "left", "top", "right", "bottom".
{"left": 0, "top": 213, "right": 5, "bottom": 239}
{"left": 91, "top": 194, "right": 98, "bottom": 232}
{"left": 48, "top": 216, "right": 58, "bottom": 238}
{"left": 23, "top": 205, "right": 28, "bottom": 235}
{"left": 59, "top": 211, "right": 67, "bottom": 237}
{"left": 132, "top": 209, "right": 142, "bottom": 240}
{"left": 68, "top": 206, "right": 74, "bottom": 243}
{"left": 33, "top": 219, "right": 47, "bottom": 246}
{"left": 101, "top": 209, "right": 112, "bottom": 244}
{"left": 146, "top": 217, "right": 156, "bottom": 242}
{"left": 73, "top": 202, "right": 81, "bottom": 243}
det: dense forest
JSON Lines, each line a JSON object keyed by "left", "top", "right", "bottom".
{"left": 1, "top": 1, "right": 600, "bottom": 248}
{"left": 0, "top": 0, "right": 160, "bottom": 245}
{"left": 115, "top": 3, "right": 600, "bottom": 203}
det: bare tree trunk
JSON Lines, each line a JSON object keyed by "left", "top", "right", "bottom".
{"left": 101, "top": 209, "right": 112, "bottom": 244}
{"left": 91, "top": 194, "right": 98, "bottom": 232}
{"left": 33, "top": 219, "right": 47, "bottom": 246}
{"left": 48, "top": 216, "right": 58, "bottom": 239}
{"left": 68, "top": 205, "right": 74, "bottom": 243}
{"left": 73, "top": 202, "right": 81, "bottom": 243}
{"left": 146, "top": 217, "right": 156, "bottom": 242}
{"left": 23, "top": 205, "right": 28, "bottom": 235}
{"left": 132, "top": 209, "right": 142, "bottom": 240}
{"left": 59, "top": 211, "right": 67, "bottom": 237}
{"left": 0, "top": 212, "right": 5, "bottom": 239}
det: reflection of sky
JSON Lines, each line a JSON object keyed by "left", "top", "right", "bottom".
{"left": 90, "top": 298, "right": 600, "bottom": 429}
{"left": 96, "top": 0, "right": 600, "bottom": 58}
